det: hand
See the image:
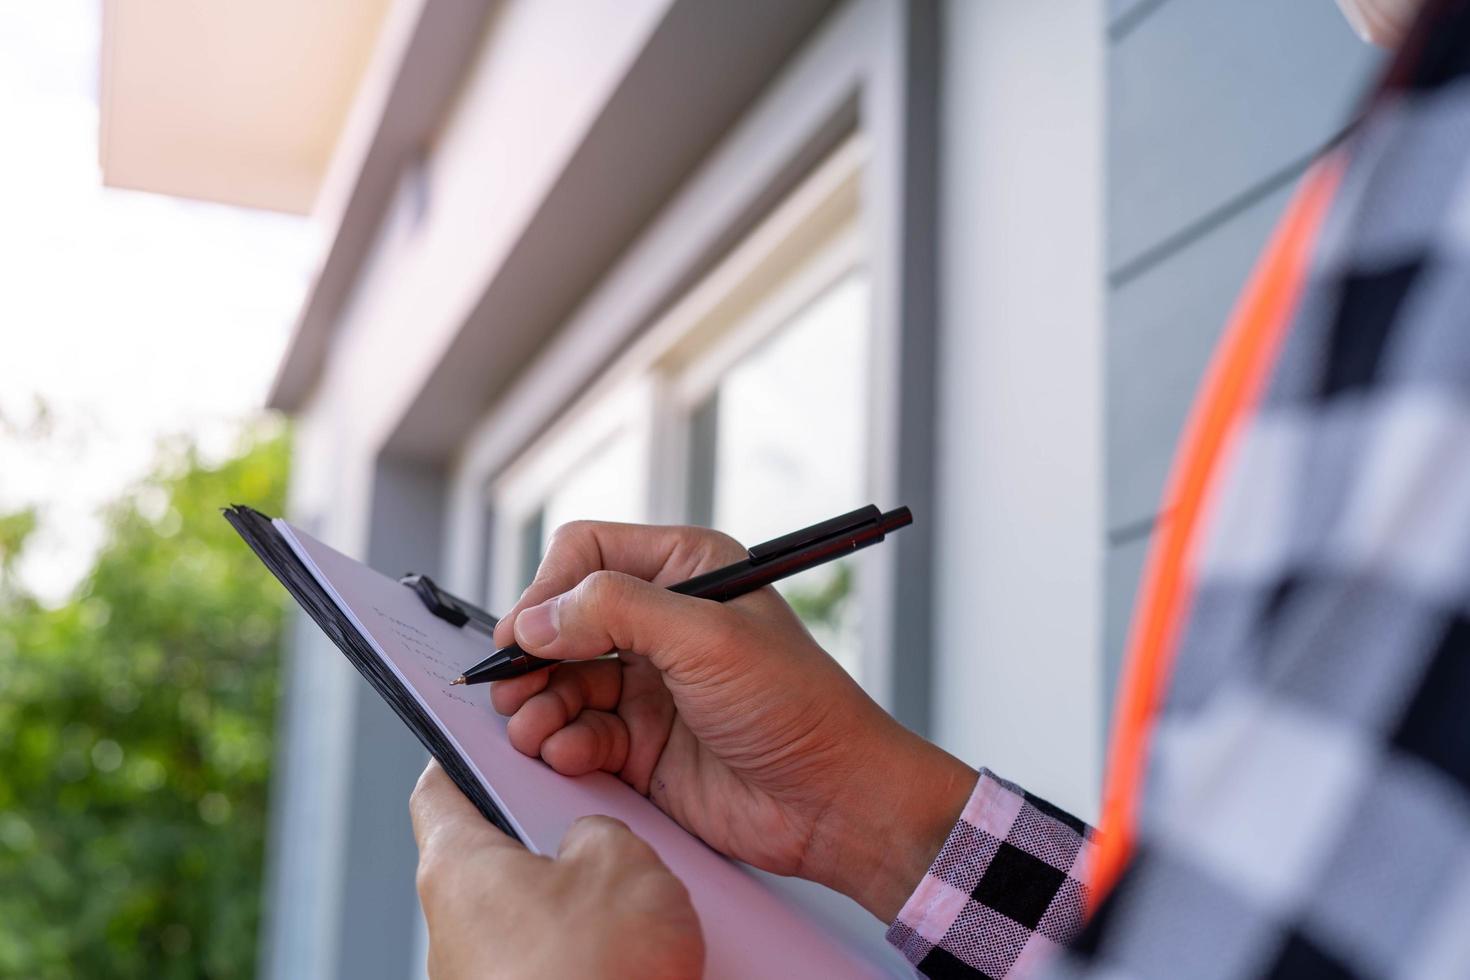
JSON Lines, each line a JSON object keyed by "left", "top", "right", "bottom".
{"left": 488, "top": 521, "right": 976, "bottom": 921}
{"left": 410, "top": 760, "right": 704, "bottom": 980}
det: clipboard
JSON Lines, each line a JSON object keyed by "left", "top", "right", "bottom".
{"left": 224, "top": 504, "right": 904, "bottom": 977}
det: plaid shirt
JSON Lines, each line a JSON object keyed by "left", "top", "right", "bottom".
{"left": 886, "top": 3, "right": 1470, "bottom": 977}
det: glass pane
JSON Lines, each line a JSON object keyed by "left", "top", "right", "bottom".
{"left": 701, "top": 271, "right": 870, "bottom": 679}
{"left": 519, "top": 427, "right": 643, "bottom": 589}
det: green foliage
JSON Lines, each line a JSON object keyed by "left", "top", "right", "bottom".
{"left": 0, "top": 426, "right": 290, "bottom": 979}
{"left": 0, "top": 506, "right": 38, "bottom": 585}
{"left": 783, "top": 560, "right": 854, "bottom": 631}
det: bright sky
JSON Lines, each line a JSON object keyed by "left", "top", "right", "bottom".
{"left": 0, "top": 0, "right": 314, "bottom": 602}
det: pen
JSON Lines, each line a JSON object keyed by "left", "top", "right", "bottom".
{"left": 452, "top": 504, "right": 913, "bottom": 685}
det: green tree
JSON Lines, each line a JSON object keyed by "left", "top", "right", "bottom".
{"left": 782, "top": 561, "right": 853, "bottom": 631}
{"left": 0, "top": 425, "right": 289, "bottom": 979}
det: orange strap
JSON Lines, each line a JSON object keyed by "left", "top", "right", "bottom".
{"left": 1089, "top": 158, "right": 1344, "bottom": 906}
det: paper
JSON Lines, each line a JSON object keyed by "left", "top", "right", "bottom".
{"left": 274, "top": 519, "right": 900, "bottom": 979}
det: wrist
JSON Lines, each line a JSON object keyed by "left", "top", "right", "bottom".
{"left": 809, "top": 722, "right": 976, "bottom": 922}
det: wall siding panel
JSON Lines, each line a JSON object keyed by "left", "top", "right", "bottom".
{"left": 1109, "top": 0, "right": 1156, "bottom": 33}
{"left": 1107, "top": 182, "right": 1292, "bottom": 533}
{"left": 1109, "top": 0, "right": 1377, "bottom": 273}
{"left": 1102, "top": 0, "right": 1383, "bottom": 727}
{"left": 1104, "top": 530, "right": 1152, "bottom": 728}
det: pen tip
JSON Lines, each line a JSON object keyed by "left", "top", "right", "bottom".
{"left": 451, "top": 676, "right": 466, "bottom": 686}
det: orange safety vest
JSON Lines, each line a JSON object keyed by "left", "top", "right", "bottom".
{"left": 1090, "top": 156, "right": 1346, "bottom": 906}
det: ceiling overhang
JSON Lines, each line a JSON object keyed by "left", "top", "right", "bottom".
{"left": 99, "top": 0, "right": 395, "bottom": 214}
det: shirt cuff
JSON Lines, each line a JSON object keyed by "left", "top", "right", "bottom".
{"left": 885, "top": 768, "right": 1096, "bottom": 979}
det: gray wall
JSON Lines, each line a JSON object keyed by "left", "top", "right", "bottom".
{"left": 1102, "top": 0, "right": 1382, "bottom": 717}
{"left": 935, "top": 0, "right": 1105, "bottom": 818}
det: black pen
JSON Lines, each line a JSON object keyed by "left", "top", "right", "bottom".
{"left": 451, "top": 504, "right": 913, "bottom": 685}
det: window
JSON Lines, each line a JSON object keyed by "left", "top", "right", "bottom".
{"left": 487, "top": 383, "right": 651, "bottom": 611}
{"left": 487, "top": 139, "right": 876, "bottom": 682}
{"left": 515, "top": 427, "right": 645, "bottom": 586}
{"left": 682, "top": 272, "right": 871, "bottom": 675}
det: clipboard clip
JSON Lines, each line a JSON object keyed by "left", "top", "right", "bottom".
{"left": 400, "top": 573, "right": 499, "bottom": 635}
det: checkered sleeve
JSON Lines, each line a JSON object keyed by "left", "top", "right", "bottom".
{"left": 886, "top": 769, "right": 1097, "bottom": 979}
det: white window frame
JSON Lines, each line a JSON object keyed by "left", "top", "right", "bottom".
{"left": 444, "top": 0, "right": 941, "bottom": 729}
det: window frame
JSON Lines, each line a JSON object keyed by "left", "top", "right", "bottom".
{"left": 485, "top": 379, "right": 657, "bottom": 611}
{"left": 445, "top": 0, "right": 940, "bottom": 727}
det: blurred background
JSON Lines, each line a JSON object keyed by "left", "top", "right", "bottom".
{"left": 0, "top": 0, "right": 1381, "bottom": 977}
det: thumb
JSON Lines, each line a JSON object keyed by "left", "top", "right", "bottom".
{"left": 410, "top": 760, "right": 516, "bottom": 859}
{"left": 512, "top": 569, "right": 739, "bottom": 674}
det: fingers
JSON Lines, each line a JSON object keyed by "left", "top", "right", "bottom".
{"left": 488, "top": 666, "right": 553, "bottom": 716}
{"left": 492, "top": 522, "right": 746, "bottom": 648}
{"left": 503, "top": 662, "right": 631, "bottom": 777}
{"left": 497, "top": 656, "right": 674, "bottom": 789}
{"left": 492, "top": 658, "right": 621, "bottom": 718}
{"left": 512, "top": 570, "right": 744, "bottom": 677}
{"left": 504, "top": 660, "right": 623, "bottom": 751}
{"left": 409, "top": 760, "right": 517, "bottom": 860}
{"left": 540, "top": 710, "right": 630, "bottom": 775}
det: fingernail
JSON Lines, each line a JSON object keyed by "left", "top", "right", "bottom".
{"left": 515, "top": 597, "right": 560, "bottom": 648}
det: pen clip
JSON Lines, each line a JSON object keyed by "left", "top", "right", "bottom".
{"left": 400, "top": 573, "right": 499, "bottom": 634}
{"left": 746, "top": 505, "right": 883, "bottom": 563}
